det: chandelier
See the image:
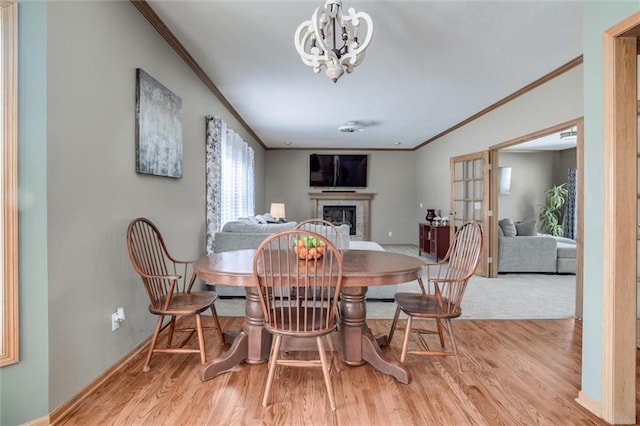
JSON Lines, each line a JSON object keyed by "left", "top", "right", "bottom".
{"left": 294, "top": 0, "right": 373, "bottom": 83}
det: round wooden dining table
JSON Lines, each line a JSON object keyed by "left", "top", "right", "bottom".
{"left": 194, "top": 248, "right": 425, "bottom": 384}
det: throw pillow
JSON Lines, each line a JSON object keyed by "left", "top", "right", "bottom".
{"left": 515, "top": 220, "right": 537, "bottom": 236}
{"left": 254, "top": 215, "right": 267, "bottom": 224}
{"left": 263, "top": 213, "right": 274, "bottom": 222}
{"left": 237, "top": 216, "right": 259, "bottom": 225}
{"left": 498, "top": 218, "right": 517, "bottom": 237}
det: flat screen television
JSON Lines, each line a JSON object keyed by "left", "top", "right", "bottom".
{"left": 309, "top": 154, "right": 368, "bottom": 188}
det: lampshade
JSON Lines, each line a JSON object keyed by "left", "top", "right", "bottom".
{"left": 294, "top": 0, "right": 374, "bottom": 83}
{"left": 270, "top": 203, "right": 286, "bottom": 219}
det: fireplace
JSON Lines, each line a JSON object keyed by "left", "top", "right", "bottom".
{"left": 323, "top": 205, "right": 356, "bottom": 235}
{"left": 309, "top": 192, "right": 374, "bottom": 240}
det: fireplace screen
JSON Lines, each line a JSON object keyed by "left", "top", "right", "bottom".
{"left": 323, "top": 205, "right": 356, "bottom": 236}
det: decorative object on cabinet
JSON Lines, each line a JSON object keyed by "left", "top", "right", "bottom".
{"left": 418, "top": 223, "right": 450, "bottom": 261}
{"left": 135, "top": 68, "right": 183, "bottom": 178}
{"left": 425, "top": 209, "right": 436, "bottom": 223}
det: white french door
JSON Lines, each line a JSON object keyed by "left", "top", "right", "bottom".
{"left": 450, "top": 151, "right": 491, "bottom": 277}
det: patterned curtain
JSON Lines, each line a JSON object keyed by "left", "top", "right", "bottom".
{"left": 562, "top": 168, "right": 577, "bottom": 240}
{"left": 205, "top": 116, "right": 223, "bottom": 255}
{"left": 205, "top": 115, "right": 255, "bottom": 255}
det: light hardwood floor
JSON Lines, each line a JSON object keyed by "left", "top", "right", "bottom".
{"left": 55, "top": 316, "right": 624, "bottom": 425}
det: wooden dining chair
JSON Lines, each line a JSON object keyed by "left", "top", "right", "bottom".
{"left": 253, "top": 230, "right": 343, "bottom": 411}
{"left": 126, "top": 217, "right": 224, "bottom": 372}
{"left": 384, "top": 221, "right": 483, "bottom": 373}
{"left": 295, "top": 218, "right": 348, "bottom": 251}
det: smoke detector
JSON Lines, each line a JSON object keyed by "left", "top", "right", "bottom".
{"left": 338, "top": 121, "right": 364, "bottom": 133}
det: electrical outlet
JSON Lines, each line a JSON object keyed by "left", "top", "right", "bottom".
{"left": 419, "top": 203, "right": 423, "bottom": 208}
{"left": 388, "top": 231, "right": 393, "bottom": 237}
{"left": 111, "top": 307, "right": 125, "bottom": 331}
{"left": 111, "top": 312, "right": 120, "bottom": 331}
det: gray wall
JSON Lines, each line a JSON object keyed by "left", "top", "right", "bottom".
{"left": 497, "top": 148, "right": 576, "bottom": 226}
{"left": 265, "top": 150, "right": 417, "bottom": 244}
{"left": 555, "top": 147, "right": 577, "bottom": 185}
{"left": 498, "top": 152, "right": 555, "bottom": 223}
{"left": 2, "top": 2, "right": 266, "bottom": 424}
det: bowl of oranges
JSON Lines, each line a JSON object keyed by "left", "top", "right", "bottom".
{"left": 293, "top": 235, "right": 325, "bottom": 260}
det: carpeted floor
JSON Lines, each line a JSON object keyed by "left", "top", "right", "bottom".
{"left": 213, "top": 244, "right": 576, "bottom": 320}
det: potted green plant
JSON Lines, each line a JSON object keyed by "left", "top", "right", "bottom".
{"left": 538, "top": 183, "right": 568, "bottom": 237}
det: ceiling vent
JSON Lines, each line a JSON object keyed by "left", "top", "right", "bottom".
{"left": 338, "top": 121, "right": 364, "bottom": 133}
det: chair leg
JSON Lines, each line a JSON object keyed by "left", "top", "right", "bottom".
{"left": 262, "top": 334, "right": 282, "bottom": 408}
{"left": 400, "top": 316, "right": 413, "bottom": 363}
{"left": 317, "top": 336, "right": 336, "bottom": 411}
{"left": 195, "top": 314, "right": 207, "bottom": 364}
{"left": 436, "top": 319, "right": 445, "bottom": 348}
{"left": 383, "top": 305, "right": 402, "bottom": 347}
{"left": 325, "top": 333, "right": 341, "bottom": 374}
{"left": 143, "top": 315, "right": 165, "bottom": 372}
{"left": 444, "top": 319, "right": 463, "bottom": 374}
{"left": 167, "top": 316, "right": 176, "bottom": 347}
{"left": 210, "top": 304, "right": 224, "bottom": 345}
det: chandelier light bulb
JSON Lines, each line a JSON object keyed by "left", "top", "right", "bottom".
{"left": 294, "top": 0, "right": 373, "bottom": 83}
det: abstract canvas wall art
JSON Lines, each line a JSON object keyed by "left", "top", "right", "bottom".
{"left": 135, "top": 68, "right": 183, "bottom": 178}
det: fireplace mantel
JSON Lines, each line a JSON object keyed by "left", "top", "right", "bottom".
{"left": 309, "top": 192, "right": 375, "bottom": 240}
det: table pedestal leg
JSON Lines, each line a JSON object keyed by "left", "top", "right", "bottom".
{"left": 338, "top": 286, "right": 411, "bottom": 384}
{"left": 200, "top": 287, "right": 271, "bottom": 381}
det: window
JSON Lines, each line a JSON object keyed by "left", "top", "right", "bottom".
{"left": 0, "top": 0, "right": 18, "bottom": 367}
{"left": 220, "top": 128, "right": 254, "bottom": 227}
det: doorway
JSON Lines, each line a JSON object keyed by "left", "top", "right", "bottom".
{"left": 489, "top": 120, "right": 583, "bottom": 319}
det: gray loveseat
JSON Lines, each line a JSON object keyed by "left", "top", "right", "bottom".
{"left": 497, "top": 218, "right": 576, "bottom": 274}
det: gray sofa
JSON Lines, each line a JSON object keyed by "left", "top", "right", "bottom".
{"left": 555, "top": 236, "right": 577, "bottom": 274}
{"left": 213, "top": 219, "right": 353, "bottom": 296}
{"left": 214, "top": 220, "right": 298, "bottom": 253}
{"left": 211, "top": 219, "right": 399, "bottom": 298}
{"left": 497, "top": 218, "right": 576, "bottom": 274}
{"left": 213, "top": 219, "right": 298, "bottom": 296}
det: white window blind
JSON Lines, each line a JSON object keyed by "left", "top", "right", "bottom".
{"left": 220, "top": 128, "right": 254, "bottom": 227}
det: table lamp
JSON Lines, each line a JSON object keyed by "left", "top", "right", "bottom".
{"left": 270, "top": 203, "right": 286, "bottom": 222}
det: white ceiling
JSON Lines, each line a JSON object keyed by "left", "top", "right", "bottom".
{"left": 502, "top": 129, "right": 577, "bottom": 152}
{"left": 146, "top": 1, "right": 583, "bottom": 150}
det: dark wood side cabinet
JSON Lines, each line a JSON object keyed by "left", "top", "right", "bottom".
{"left": 418, "top": 223, "right": 451, "bottom": 261}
